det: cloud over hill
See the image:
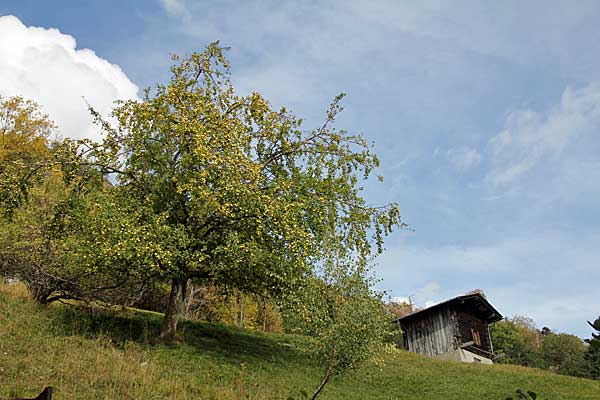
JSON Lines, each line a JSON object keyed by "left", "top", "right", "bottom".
{"left": 0, "top": 15, "right": 138, "bottom": 141}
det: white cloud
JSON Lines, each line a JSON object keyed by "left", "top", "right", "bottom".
{"left": 446, "top": 146, "right": 482, "bottom": 171}
{"left": 413, "top": 281, "right": 440, "bottom": 308}
{"left": 0, "top": 15, "right": 139, "bottom": 142}
{"left": 486, "top": 82, "right": 600, "bottom": 186}
{"left": 154, "top": 1, "right": 600, "bottom": 110}
{"left": 159, "top": 0, "right": 190, "bottom": 20}
{"left": 424, "top": 300, "right": 437, "bottom": 308}
{"left": 389, "top": 296, "right": 410, "bottom": 304}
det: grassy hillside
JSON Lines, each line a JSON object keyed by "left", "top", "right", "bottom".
{"left": 1, "top": 284, "right": 599, "bottom": 400}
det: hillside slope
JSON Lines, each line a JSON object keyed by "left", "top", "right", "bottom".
{"left": 1, "top": 285, "right": 599, "bottom": 400}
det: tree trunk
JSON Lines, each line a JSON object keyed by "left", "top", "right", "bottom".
{"left": 237, "top": 291, "right": 245, "bottom": 328}
{"left": 24, "top": 276, "right": 54, "bottom": 305}
{"left": 183, "top": 283, "right": 200, "bottom": 319}
{"left": 160, "top": 277, "right": 187, "bottom": 341}
{"left": 310, "top": 366, "right": 333, "bottom": 400}
{"left": 261, "top": 293, "right": 267, "bottom": 332}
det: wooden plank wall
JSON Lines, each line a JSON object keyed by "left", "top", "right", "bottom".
{"left": 456, "top": 310, "right": 493, "bottom": 354}
{"left": 403, "top": 305, "right": 457, "bottom": 357}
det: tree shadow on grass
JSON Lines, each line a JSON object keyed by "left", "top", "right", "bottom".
{"left": 50, "top": 305, "right": 311, "bottom": 367}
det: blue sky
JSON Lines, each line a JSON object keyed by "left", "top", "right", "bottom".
{"left": 1, "top": 1, "right": 599, "bottom": 337}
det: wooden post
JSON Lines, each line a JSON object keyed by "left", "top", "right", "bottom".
{"left": 487, "top": 324, "right": 494, "bottom": 355}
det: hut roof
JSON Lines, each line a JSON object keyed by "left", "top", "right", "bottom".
{"left": 393, "top": 292, "right": 503, "bottom": 324}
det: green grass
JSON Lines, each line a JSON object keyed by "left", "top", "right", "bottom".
{"left": 1, "top": 285, "right": 599, "bottom": 400}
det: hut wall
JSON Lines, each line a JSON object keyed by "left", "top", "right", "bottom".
{"left": 403, "top": 305, "right": 458, "bottom": 357}
{"left": 456, "top": 310, "right": 493, "bottom": 354}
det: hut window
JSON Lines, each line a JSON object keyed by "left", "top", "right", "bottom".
{"left": 471, "top": 329, "right": 481, "bottom": 346}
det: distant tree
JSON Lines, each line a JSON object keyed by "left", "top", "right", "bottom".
{"left": 585, "top": 316, "right": 600, "bottom": 379}
{"left": 540, "top": 332, "right": 588, "bottom": 377}
{"left": 385, "top": 299, "right": 412, "bottom": 320}
{"left": 384, "top": 299, "right": 412, "bottom": 348}
{"left": 0, "top": 95, "right": 54, "bottom": 217}
{"left": 540, "top": 327, "right": 552, "bottom": 337}
{"left": 491, "top": 317, "right": 542, "bottom": 367}
{"left": 511, "top": 316, "right": 542, "bottom": 350}
{"left": 179, "top": 284, "right": 283, "bottom": 331}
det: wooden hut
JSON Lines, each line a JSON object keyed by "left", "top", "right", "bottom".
{"left": 393, "top": 292, "right": 503, "bottom": 364}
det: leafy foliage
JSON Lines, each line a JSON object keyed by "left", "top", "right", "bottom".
{"left": 491, "top": 317, "right": 542, "bottom": 367}
{"left": 0, "top": 95, "right": 54, "bottom": 216}
{"left": 0, "top": 95, "right": 65, "bottom": 302}
{"left": 56, "top": 189, "right": 166, "bottom": 306}
{"left": 282, "top": 265, "right": 391, "bottom": 399}
{"left": 540, "top": 332, "right": 588, "bottom": 377}
{"left": 491, "top": 315, "right": 592, "bottom": 379}
{"left": 72, "top": 43, "right": 402, "bottom": 338}
{"left": 0, "top": 174, "right": 68, "bottom": 303}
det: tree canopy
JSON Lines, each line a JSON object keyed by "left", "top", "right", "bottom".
{"left": 0, "top": 95, "right": 54, "bottom": 216}
{"left": 67, "top": 43, "right": 403, "bottom": 338}
{"left": 0, "top": 95, "right": 113, "bottom": 304}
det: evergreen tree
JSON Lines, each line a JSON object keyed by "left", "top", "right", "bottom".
{"left": 585, "top": 316, "right": 600, "bottom": 379}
